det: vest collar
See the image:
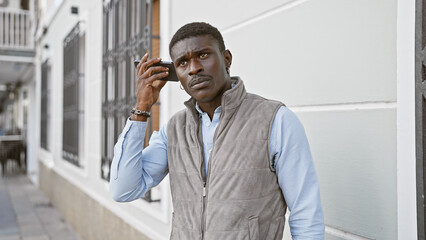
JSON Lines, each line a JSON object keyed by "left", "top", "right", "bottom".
{"left": 184, "top": 77, "right": 247, "bottom": 122}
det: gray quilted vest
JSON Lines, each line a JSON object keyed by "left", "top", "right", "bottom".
{"left": 167, "top": 78, "right": 287, "bottom": 240}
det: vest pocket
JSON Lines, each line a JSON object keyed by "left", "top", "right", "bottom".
{"left": 248, "top": 216, "right": 259, "bottom": 240}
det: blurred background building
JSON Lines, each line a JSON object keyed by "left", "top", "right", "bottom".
{"left": 0, "top": 0, "right": 421, "bottom": 239}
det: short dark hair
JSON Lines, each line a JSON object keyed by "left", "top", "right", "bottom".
{"left": 169, "top": 22, "right": 226, "bottom": 56}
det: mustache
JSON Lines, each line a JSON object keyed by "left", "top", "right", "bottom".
{"left": 189, "top": 74, "right": 212, "bottom": 87}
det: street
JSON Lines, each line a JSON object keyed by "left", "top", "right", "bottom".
{"left": 0, "top": 166, "right": 81, "bottom": 240}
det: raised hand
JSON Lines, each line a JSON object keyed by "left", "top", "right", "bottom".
{"left": 132, "top": 52, "right": 169, "bottom": 121}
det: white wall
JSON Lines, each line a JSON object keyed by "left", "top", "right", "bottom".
{"left": 167, "top": 0, "right": 398, "bottom": 239}
{"left": 396, "top": 0, "right": 417, "bottom": 239}
{"left": 27, "top": 77, "right": 38, "bottom": 183}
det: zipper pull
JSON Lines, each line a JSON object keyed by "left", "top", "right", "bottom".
{"left": 203, "top": 186, "right": 206, "bottom": 197}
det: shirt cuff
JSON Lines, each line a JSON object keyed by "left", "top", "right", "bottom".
{"left": 126, "top": 117, "right": 148, "bottom": 139}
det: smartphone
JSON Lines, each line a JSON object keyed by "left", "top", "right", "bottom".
{"left": 134, "top": 60, "right": 179, "bottom": 82}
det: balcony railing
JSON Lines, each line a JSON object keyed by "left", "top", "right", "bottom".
{"left": 0, "top": 9, "right": 33, "bottom": 50}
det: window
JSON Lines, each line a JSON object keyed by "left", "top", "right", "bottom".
{"left": 101, "top": 0, "right": 161, "bottom": 202}
{"left": 63, "top": 22, "right": 85, "bottom": 167}
{"left": 40, "top": 60, "right": 50, "bottom": 150}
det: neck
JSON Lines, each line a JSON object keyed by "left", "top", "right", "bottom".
{"left": 198, "top": 79, "right": 232, "bottom": 120}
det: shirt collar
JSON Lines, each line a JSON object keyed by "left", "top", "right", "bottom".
{"left": 195, "top": 102, "right": 221, "bottom": 117}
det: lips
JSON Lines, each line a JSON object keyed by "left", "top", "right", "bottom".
{"left": 189, "top": 76, "right": 211, "bottom": 89}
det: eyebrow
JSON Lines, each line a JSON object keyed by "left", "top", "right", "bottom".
{"left": 174, "top": 47, "right": 212, "bottom": 63}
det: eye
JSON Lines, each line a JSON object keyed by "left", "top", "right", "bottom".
{"left": 178, "top": 60, "right": 187, "bottom": 67}
{"left": 199, "top": 53, "right": 208, "bottom": 59}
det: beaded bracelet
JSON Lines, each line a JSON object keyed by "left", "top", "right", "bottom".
{"left": 131, "top": 108, "right": 151, "bottom": 118}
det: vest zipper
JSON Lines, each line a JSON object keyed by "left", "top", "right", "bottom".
{"left": 200, "top": 141, "right": 214, "bottom": 239}
{"left": 202, "top": 154, "right": 213, "bottom": 240}
{"left": 202, "top": 181, "right": 206, "bottom": 239}
{"left": 198, "top": 124, "right": 207, "bottom": 239}
{"left": 201, "top": 185, "right": 206, "bottom": 239}
{"left": 200, "top": 110, "right": 223, "bottom": 239}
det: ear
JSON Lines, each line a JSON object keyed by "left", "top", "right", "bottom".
{"left": 223, "top": 49, "right": 232, "bottom": 69}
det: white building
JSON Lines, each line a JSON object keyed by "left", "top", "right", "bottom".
{"left": 0, "top": 0, "right": 420, "bottom": 239}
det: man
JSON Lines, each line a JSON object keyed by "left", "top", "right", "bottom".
{"left": 110, "top": 22, "right": 324, "bottom": 239}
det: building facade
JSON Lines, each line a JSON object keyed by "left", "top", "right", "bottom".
{"left": 0, "top": 0, "right": 420, "bottom": 239}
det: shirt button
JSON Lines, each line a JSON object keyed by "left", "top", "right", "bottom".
{"left": 206, "top": 122, "right": 211, "bottom": 127}
{"left": 209, "top": 149, "right": 212, "bottom": 154}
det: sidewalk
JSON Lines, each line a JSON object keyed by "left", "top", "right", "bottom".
{"left": 0, "top": 172, "right": 82, "bottom": 240}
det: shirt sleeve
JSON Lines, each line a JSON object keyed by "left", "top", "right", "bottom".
{"left": 109, "top": 118, "right": 169, "bottom": 202}
{"left": 270, "top": 107, "right": 325, "bottom": 239}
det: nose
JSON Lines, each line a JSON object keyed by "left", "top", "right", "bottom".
{"left": 188, "top": 59, "right": 203, "bottom": 76}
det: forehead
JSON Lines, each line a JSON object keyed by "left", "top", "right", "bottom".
{"left": 170, "top": 35, "right": 220, "bottom": 60}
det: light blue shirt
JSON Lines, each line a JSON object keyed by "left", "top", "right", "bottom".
{"left": 110, "top": 106, "right": 325, "bottom": 239}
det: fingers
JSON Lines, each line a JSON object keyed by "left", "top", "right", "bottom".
{"left": 136, "top": 51, "right": 149, "bottom": 68}
{"left": 138, "top": 58, "right": 161, "bottom": 76}
{"left": 136, "top": 53, "right": 148, "bottom": 75}
{"left": 137, "top": 53, "right": 160, "bottom": 76}
{"left": 143, "top": 66, "right": 169, "bottom": 79}
{"left": 136, "top": 53, "right": 170, "bottom": 84}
